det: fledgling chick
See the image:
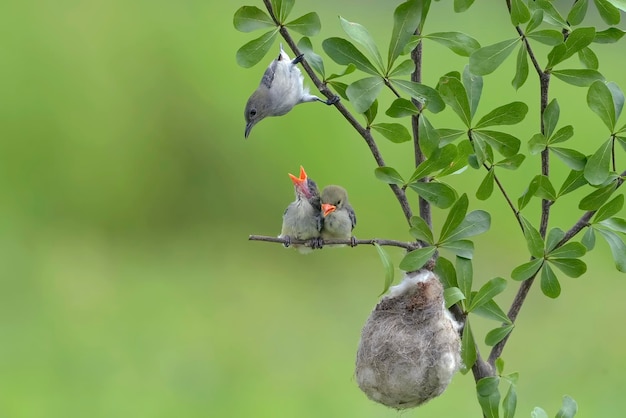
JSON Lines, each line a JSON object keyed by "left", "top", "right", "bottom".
{"left": 279, "top": 166, "right": 323, "bottom": 254}
{"left": 244, "top": 44, "right": 338, "bottom": 138}
{"left": 320, "top": 185, "right": 357, "bottom": 247}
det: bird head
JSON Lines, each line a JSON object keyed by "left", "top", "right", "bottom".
{"left": 321, "top": 185, "right": 349, "bottom": 215}
{"left": 244, "top": 90, "right": 270, "bottom": 138}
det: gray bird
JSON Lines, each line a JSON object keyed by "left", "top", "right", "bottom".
{"left": 279, "top": 166, "right": 323, "bottom": 253}
{"left": 320, "top": 185, "right": 357, "bottom": 247}
{"left": 244, "top": 45, "right": 338, "bottom": 138}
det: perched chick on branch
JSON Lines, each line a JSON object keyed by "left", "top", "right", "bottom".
{"left": 320, "top": 185, "right": 357, "bottom": 247}
{"left": 244, "top": 44, "right": 338, "bottom": 138}
{"left": 279, "top": 166, "right": 322, "bottom": 254}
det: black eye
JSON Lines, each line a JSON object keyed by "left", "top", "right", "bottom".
{"left": 249, "top": 109, "right": 257, "bottom": 117}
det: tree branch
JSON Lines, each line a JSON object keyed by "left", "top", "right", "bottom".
{"left": 249, "top": 234, "right": 421, "bottom": 251}
{"left": 261, "top": 0, "right": 413, "bottom": 224}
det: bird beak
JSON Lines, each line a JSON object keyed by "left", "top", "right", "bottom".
{"left": 244, "top": 122, "right": 254, "bottom": 138}
{"left": 288, "top": 166, "right": 311, "bottom": 198}
{"left": 321, "top": 203, "right": 336, "bottom": 217}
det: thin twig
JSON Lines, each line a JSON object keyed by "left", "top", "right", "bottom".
{"left": 261, "top": 0, "right": 413, "bottom": 224}
{"left": 486, "top": 163, "right": 524, "bottom": 231}
{"left": 249, "top": 235, "right": 421, "bottom": 251}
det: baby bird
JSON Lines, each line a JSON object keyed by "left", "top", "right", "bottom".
{"left": 244, "top": 44, "right": 338, "bottom": 138}
{"left": 320, "top": 185, "right": 357, "bottom": 247}
{"left": 279, "top": 166, "right": 323, "bottom": 254}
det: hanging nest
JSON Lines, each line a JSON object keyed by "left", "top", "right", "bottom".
{"left": 355, "top": 270, "right": 462, "bottom": 409}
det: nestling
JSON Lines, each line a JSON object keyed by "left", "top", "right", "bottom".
{"left": 320, "top": 185, "right": 357, "bottom": 247}
{"left": 279, "top": 166, "right": 323, "bottom": 254}
{"left": 244, "top": 44, "right": 338, "bottom": 138}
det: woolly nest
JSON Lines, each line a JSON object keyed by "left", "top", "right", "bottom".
{"left": 355, "top": 270, "right": 462, "bottom": 410}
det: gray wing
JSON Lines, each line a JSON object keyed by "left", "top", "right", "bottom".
{"left": 260, "top": 59, "right": 278, "bottom": 89}
{"left": 347, "top": 205, "right": 357, "bottom": 230}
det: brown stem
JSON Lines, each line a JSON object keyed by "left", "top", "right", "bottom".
{"left": 249, "top": 235, "right": 420, "bottom": 251}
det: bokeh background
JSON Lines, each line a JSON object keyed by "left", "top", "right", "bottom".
{"left": 1, "top": 0, "right": 625, "bottom": 416}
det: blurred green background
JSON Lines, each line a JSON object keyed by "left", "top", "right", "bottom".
{"left": 1, "top": 0, "right": 625, "bottom": 416}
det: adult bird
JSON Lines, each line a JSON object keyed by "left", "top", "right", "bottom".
{"left": 320, "top": 185, "right": 357, "bottom": 247}
{"left": 279, "top": 166, "right": 323, "bottom": 254}
{"left": 244, "top": 45, "right": 338, "bottom": 138}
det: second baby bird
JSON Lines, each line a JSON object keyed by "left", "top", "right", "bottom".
{"left": 320, "top": 185, "right": 356, "bottom": 246}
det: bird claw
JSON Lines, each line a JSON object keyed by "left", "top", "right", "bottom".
{"left": 310, "top": 237, "right": 324, "bottom": 249}
{"left": 350, "top": 236, "right": 357, "bottom": 247}
{"left": 292, "top": 54, "right": 305, "bottom": 65}
{"left": 283, "top": 236, "right": 292, "bottom": 248}
{"left": 325, "top": 95, "right": 340, "bottom": 105}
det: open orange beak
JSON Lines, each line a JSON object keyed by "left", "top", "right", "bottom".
{"left": 288, "top": 166, "right": 311, "bottom": 198}
{"left": 321, "top": 203, "right": 336, "bottom": 217}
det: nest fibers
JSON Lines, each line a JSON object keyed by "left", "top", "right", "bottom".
{"left": 355, "top": 270, "right": 462, "bottom": 409}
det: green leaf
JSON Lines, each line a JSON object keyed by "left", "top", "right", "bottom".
{"left": 543, "top": 99, "right": 560, "bottom": 139}
{"left": 444, "top": 210, "right": 491, "bottom": 243}
{"left": 418, "top": 116, "right": 440, "bottom": 158}
{"left": 596, "top": 228, "right": 626, "bottom": 272}
{"left": 608, "top": 81, "right": 625, "bottom": 120}
{"left": 326, "top": 63, "right": 356, "bottom": 81}
{"left": 371, "top": 122, "right": 412, "bottom": 143}
{"left": 463, "top": 66, "right": 482, "bottom": 120}
{"left": 594, "top": 194, "right": 624, "bottom": 223}
{"left": 475, "top": 102, "right": 528, "bottom": 128}
{"left": 559, "top": 170, "right": 588, "bottom": 197}
{"left": 512, "top": 44, "right": 529, "bottom": 90}
{"left": 552, "top": 69, "right": 605, "bottom": 87}
{"left": 340, "top": 17, "right": 384, "bottom": 72}
{"left": 461, "top": 320, "right": 477, "bottom": 371}
{"left": 408, "top": 182, "right": 458, "bottom": 208}
{"left": 511, "top": 258, "right": 543, "bottom": 281}
{"left": 233, "top": 6, "right": 275, "bottom": 32}
{"left": 568, "top": 0, "right": 589, "bottom": 26}
{"left": 455, "top": 0, "right": 476, "bottom": 12}
{"left": 399, "top": 246, "right": 437, "bottom": 271}
{"left": 435, "top": 256, "right": 458, "bottom": 288}
{"left": 374, "top": 166, "right": 405, "bottom": 185}
{"left": 441, "top": 240, "right": 474, "bottom": 259}
{"left": 410, "top": 215, "right": 435, "bottom": 244}
{"left": 270, "top": 0, "right": 294, "bottom": 22}
{"left": 286, "top": 12, "right": 321, "bottom": 36}
{"left": 584, "top": 138, "right": 613, "bottom": 185}
{"left": 236, "top": 30, "right": 279, "bottom": 68}
{"left": 521, "top": 216, "right": 545, "bottom": 258}
{"left": 476, "top": 377, "right": 501, "bottom": 418}
{"left": 437, "top": 76, "right": 471, "bottom": 127}
{"left": 556, "top": 395, "right": 579, "bottom": 418}
{"left": 437, "top": 128, "right": 465, "bottom": 144}
{"left": 440, "top": 194, "right": 469, "bottom": 242}
{"left": 548, "top": 242, "right": 587, "bottom": 259}
{"left": 582, "top": 227, "right": 596, "bottom": 250}
{"left": 600, "top": 217, "right": 626, "bottom": 233}
{"left": 485, "top": 325, "right": 514, "bottom": 346}
{"left": 388, "top": 59, "right": 416, "bottom": 77}
{"left": 528, "top": 133, "right": 548, "bottom": 155}
{"left": 540, "top": 263, "right": 561, "bottom": 298}
{"left": 518, "top": 176, "right": 540, "bottom": 210}
{"left": 409, "top": 144, "right": 458, "bottom": 181}
{"left": 444, "top": 287, "right": 466, "bottom": 308}
{"left": 530, "top": 0, "right": 568, "bottom": 27}
{"left": 549, "top": 125, "right": 574, "bottom": 144}
{"left": 511, "top": 0, "right": 531, "bottom": 25}
{"left": 392, "top": 80, "right": 445, "bottom": 113}
{"left": 551, "top": 147, "right": 587, "bottom": 171}
{"left": 547, "top": 43, "right": 568, "bottom": 69}
{"left": 578, "top": 46, "right": 598, "bottom": 70}
{"left": 565, "top": 26, "right": 596, "bottom": 57}
{"left": 594, "top": 0, "right": 621, "bottom": 25}
{"left": 364, "top": 99, "right": 378, "bottom": 125}
{"left": 502, "top": 381, "right": 518, "bottom": 418}
{"left": 473, "top": 299, "right": 512, "bottom": 324}
{"left": 527, "top": 29, "right": 564, "bottom": 46}
{"left": 297, "top": 37, "right": 325, "bottom": 77}
{"left": 608, "top": 0, "right": 626, "bottom": 12}
{"left": 549, "top": 258, "right": 587, "bottom": 277}
{"left": 385, "top": 98, "right": 419, "bottom": 118}
{"left": 579, "top": 183, "right": 618, "bottom": 210}
{"left": 469, "top": 38, "right": 520, "bottom": 75}
{"left": 476, "top": 169, "right": 495, "bottom": 200}
{"left": 546, "top": 227, "right": 565, "bottom": 252}
{"left": 457, "top": 256, "right": 473, "bottom": 301}
{"left": 534, "top": 175, "right": 557, "bottom": 201}
{"left": 374, "top": 243, "right": 395, "bottom": 295}
{"left": 474, "top": 130, "right": 521, "bottom": 157}
{"left": 531, "top": 407, "right": 549, "bottom": 418}
{"left": 495, "top": 154, "right": 526, "bottom": 170}
{"left": 322, "top": 37, "right": 380, "bottom": 75}
{"left": 587, "top": 81, "right": 616, "bottom": 127}
{"left": 526, "top": 9, "right": 543, "bottom": 33}
{"left": 424, "top": 32, "right": 481, "bottom": 56}
{"left": 388, "top": 0, "right": 423, "bottom": 68}
{"left": 593, "top": 27, "right": 626, "bottom": 43}
{"left": 347, "top": 77, "right": 384, "bottom": 113}
{"left": 471, "top": 134, "right": 492, "bottom": 167}
{"left": 327, "top": 81, "right": 349, "bottom": 100}
{"left": 468, "top": 277, "right": 507, "bottom": 311}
